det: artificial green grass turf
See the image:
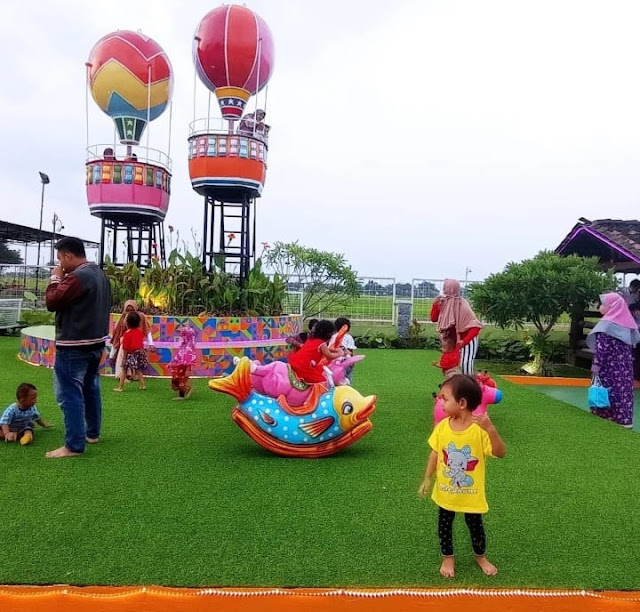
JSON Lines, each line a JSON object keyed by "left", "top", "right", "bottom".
{"left": 0, "top": 338, "right": 639, "bottom": 588}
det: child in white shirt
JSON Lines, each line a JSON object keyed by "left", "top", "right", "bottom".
{"left": 331, "top": 317, "right": 358, "bottom": 383}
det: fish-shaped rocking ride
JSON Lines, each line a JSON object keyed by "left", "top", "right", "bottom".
{"left": 208, "top": 357, "right": 377, "bottom": 458}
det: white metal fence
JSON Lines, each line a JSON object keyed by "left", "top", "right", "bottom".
{"left": 307, "top": 277, "right": 397, "bottom": 324}
{"left": 0, "top": 265, "right": 52, "bottom": 305}
{"left": 279, "top": 277, "right": 476, "bottom": 325}
{"left": 283, "top": 291, "right": 303, "bottom": 316}
{"left": 0, "top": 263, "right": 476, "bottom": 327}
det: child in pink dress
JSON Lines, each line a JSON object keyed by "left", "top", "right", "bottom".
{"left": 170, "top": 326, "right": 197, "bottom": 400}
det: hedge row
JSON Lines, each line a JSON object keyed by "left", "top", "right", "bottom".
{"left": 353, "top": 329, "right": 569, "bottom": 362}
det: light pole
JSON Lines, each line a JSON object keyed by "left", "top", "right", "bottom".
{"left": 35, "top": 171, "right": 50, "bottom": 293}
{"left": 464, "top": 267, "right": 472, "bottom": 292}
{"left": 50, "top": 213, "right": 63, "bottom": 265}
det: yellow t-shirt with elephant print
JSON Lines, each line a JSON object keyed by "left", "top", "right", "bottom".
{"left": 428, "top": 418, "right": 494, "bottom": 514}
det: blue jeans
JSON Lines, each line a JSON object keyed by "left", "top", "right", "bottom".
{"left": 53, "top": 345, "right": 104, "bottom": 453}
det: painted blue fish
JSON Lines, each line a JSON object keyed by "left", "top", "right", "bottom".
{"left": 208, "top": 357, "right": 376, "bottom": 457}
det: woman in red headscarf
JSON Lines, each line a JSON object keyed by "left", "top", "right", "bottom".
{"left": 431, "top": 279, "right": 483, "bottom": 375}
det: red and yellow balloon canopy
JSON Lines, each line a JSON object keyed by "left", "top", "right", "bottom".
{"left": 87, "top": 30, "right": 173, "bottom": 145}
{"left": 192, "top": 5, "right": 275, "bottom": 120}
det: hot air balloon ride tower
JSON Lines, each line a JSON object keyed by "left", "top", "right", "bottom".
{"left": 190, "top": 5, "right": 274, "bottom": 282}
{"left": 86, "top": 31, "right": 174, "bottom": 268}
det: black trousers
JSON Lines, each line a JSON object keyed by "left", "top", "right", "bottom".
{"left": 438, "top": 507, "right": 486, "bottom": 557}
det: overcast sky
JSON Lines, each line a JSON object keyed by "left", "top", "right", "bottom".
{"left": 2, "top": 0, "right": 640, "bottom": 282}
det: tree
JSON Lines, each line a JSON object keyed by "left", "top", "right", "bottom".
{"left": 395, "top": 283, "right": 412, "bottom": 298}
{"left": 469, "top": 251, "right": 615, "bottom": 375}
{"left": 414, "top": 280, "right": 439, "bottom": 298}
{"left": 0, "top": 239, "right": 23, "bottom": 264}
{"left": 263, "top": 241, "right": 360, "bottom": 319}
{"left": 362, "top": 279, "right": 384, "bottom": 295}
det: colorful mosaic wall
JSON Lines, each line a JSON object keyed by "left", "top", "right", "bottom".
{"left": 20, "top": 315, "right": 300, "bottom": 378}
{"left": 20, "top": 332, "right": 111, "bottom": 373}
{"left": 19, "top": 333, "right": 56, "bottom": 369}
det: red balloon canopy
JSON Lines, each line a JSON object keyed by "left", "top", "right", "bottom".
{"left": 193, "top": 5, "right": 275, "bottom": 119}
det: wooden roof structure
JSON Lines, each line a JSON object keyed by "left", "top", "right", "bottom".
{"left": 0, "top": 220, "right": 99, "bottom": 248}
{"left": 555, "top": 218, "right": 640, "bottom": 273}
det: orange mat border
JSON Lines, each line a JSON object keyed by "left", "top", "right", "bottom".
{"left": 502, "top": 376, "right": 592, "bottom": 386}
{"left": 1, "top": 587, "right": 640, "bottom": 612}
{"left": 502, "top": 375, "right": 640, "bottom": 389}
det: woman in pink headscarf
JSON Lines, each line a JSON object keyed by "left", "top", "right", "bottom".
{"left": 586, "top": 293, "right": 640, "bottom": 428}
{"left": 430, "top": 279, "right": 483, "bottom": 375}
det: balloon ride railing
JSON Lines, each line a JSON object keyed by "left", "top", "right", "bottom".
{"left": 86, "top": 144, "right": 172, "bottom": 170}
{"left": 188, "top": 117, "right": 268, "bottom": 196}
{"left": 85, "top": 144, "right": 171, "bottom": 222}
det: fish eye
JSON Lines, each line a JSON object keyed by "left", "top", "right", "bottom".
{"left": 342, "top": 401, "right": 353, "bottom": 415}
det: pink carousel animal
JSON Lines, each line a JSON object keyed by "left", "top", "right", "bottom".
{"left": 236, "top": 354, "right": 365, "bottom": 407}
{"left": 432, "top": 379, "right": 503, "bottom": 425}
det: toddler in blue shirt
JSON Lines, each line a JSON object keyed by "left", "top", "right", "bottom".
{"left": 1, "top": 383, "right": 51, "bottom": 446}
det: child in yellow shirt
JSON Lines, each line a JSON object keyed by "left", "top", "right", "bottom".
{"left": 418, "top": 374, "right": 506, "bottom": 578}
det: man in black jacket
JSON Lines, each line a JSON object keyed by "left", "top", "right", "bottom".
{"left": 45, "top": 237, "right": 111, "bottom": 458}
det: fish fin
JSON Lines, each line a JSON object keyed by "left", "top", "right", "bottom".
{"left": 260, "top": 410, "right": 277, "bottom": 427}
{"left": 277, "top": 384, "right": 328, "bottom": 416}
{"left": 300, "top": 416, "right": 335, "bottom": 438}
{"left": 208, "top": 357, "right": 252, "bottom": 402}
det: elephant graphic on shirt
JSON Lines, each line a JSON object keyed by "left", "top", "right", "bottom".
{"left": 442, "top": 443, "right": 478, "bottom": 488}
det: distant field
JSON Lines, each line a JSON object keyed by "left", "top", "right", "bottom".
{"left": 293, "top": 294, "right": 571, "bottom": 328}
{"left": 291, "top": 295, "right": 433, "bottom": 323}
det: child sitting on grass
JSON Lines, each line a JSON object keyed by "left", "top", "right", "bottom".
{"left": 114, "top": 311, "right": 149, "bottom": 392}
{"left": 418, "top": 374, "right": 506, "bottom": 578}
{"left": 1, "top": 383, "right": 52, "bottom": 446}
{"left": 432, "top": 329, "right": 461, "bottom": 379}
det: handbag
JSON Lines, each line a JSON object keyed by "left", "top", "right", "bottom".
{"left": 588, "top": 374, "right": 610, "bottom": 409}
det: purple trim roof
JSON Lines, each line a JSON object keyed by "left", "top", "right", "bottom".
{"left": 555, "top": 219, "right": 640, "bottom": 266}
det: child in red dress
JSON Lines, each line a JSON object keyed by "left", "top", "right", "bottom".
{"left": 288, "top": 320, "right": 346, "bottom": 384}
{"left": 114, "top": 311, "right": 149, "bottom": 392}
{"left": 433, "top": 329, "right": 461, "bottom": 378}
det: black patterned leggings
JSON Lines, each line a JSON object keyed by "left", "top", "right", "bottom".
{"left": 438, "top": 507, "right": 486, "bottom": 557}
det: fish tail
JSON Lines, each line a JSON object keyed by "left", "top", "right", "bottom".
{"left": 208, "top": 357, "right": 252, "bottom": 402}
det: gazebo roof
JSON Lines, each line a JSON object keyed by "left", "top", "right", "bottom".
{"left": 0, "top": 220, "right": 99, "bottom": 248}
{"left": 555, "top": 218, "right": 640, "bottom": 272}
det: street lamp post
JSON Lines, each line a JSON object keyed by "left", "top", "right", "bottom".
{"left": 464, "top": 266, "right": 472, "bottom": 288}
{"left": 50, "top": 213, "right": 63, "bottom": 266}
{"left": 35, "top": 171, "right": 50, "bottom": 294}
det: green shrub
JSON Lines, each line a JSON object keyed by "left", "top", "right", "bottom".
{"left": 353, "top": 328, "right": 570, "bottom": 363}
{"left": 18, "top": 291, "right": 55, "bottom": 327}
{"left": 104, "top": 252, "right": 286, "bottom": 316}
{"left": 19, "top": 309, "right": 55, "bottom": 326}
